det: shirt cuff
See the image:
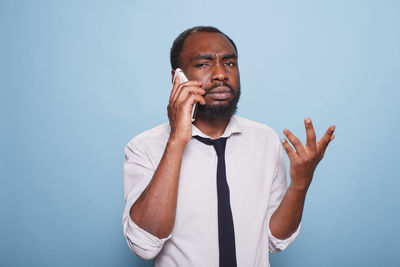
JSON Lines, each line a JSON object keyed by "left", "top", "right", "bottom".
{"left": 123, "top": 214, "right": 172, "bottom": 260}
{"left": 268, "top": 223, "right": 300, "bottom": 253}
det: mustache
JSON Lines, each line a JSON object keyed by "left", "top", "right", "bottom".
{"left": 204, "top": 82, "right": 234, "bottom": 95}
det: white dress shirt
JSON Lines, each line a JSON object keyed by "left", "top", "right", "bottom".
{"left": 122, "top": 115, "right": 300, "bottom": 267}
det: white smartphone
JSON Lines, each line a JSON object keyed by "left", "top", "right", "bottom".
{"left": 173, "top": 68, "right": 197, "bottom": 122}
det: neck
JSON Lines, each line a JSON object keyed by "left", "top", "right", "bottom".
{"left": 193, "top": 116, "right": 231, "bottom": 139}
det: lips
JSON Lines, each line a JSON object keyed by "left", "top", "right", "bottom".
{"left": 207, "top": 86, "right": 232, "bottom": 100}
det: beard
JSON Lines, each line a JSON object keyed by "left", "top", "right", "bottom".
{"left": 195, "top": 83, "right": 241, "bottom": 120}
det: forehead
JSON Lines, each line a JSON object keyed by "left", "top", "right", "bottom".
{"left": 180, "top": 32, "right": 236, "bottom": 61}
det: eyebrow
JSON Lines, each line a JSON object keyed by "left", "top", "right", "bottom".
{"left": 191, "top": 54, "right": 214, "bottom": 61}
{"left": 222, "top": 53, "right": 237, "bottom": 60}
{"left": 191, "top": 53, "right": 237, "bottom": 61}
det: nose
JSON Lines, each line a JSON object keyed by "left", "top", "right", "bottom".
{"left": 212, "top": 62, "right": 228, "bottom": 82}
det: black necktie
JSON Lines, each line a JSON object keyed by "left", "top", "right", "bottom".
{"left": 194, "top": 136, "right": 237, "bottom": 267}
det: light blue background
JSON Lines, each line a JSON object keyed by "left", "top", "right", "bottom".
{"left": 1, "top": 0, "right": 399, "bottom": 266}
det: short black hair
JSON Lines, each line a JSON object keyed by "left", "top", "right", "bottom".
{"left": 170, "top": 26, "right": 238, "bottom": 70}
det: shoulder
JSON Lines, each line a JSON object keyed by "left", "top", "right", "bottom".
{"left": 234, "top": 115, "right": 280, "bottom": 141}
{"left": 126, "top": 122, "right": 171, "bottom": 151}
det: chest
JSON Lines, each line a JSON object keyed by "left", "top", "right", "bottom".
{"left": 175, "top": 138, "right": 278, "bottom": 220}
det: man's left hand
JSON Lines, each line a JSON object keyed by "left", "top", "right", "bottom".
{"left": 282, "top": 118, "right": 335, "bottom": 192}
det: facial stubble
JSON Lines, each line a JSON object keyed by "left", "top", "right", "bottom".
{"left": 196, "top": 83, "right": 241, "bottom": 120}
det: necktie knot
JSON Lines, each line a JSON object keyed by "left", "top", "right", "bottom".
{"left": 193, "top": 136, "right": 227, "bottom": 156}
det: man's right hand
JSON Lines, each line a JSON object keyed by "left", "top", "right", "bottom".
{"left": 128, "top": 30, "right": 240, "bottom": 244}
{"left": 129, "top": 77, "right": 206, "bottom": 238}
{"left": 167, "top": 76, "right": 206, "bottom": 144}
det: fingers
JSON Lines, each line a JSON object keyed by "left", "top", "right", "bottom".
{"left": 282, "top": 138, "right": 296, "bottom": 159}
{"left": 317, "top": 125, "right": 335, "bottom": 155}
{"left": 283, "top": 128, "right": 305, "bottom": 154}
{"left": 171, "top": 81, "right": 203, "bottom": 104}
{"left": 174, "top": 84, "right": 205, "bottom": 105}
{"left": 319, "top": 138, "right": 334, "bottom": 159}
{"left": 169, "top": 76, "right": 181, "bottom": 103}
{"left": 169, "top": 87, "right": 206, "bottom": 113}
{"left": 304, "top": 117, "right": 316, "bottom": 151}
{"left": 188, "top": 94, "right": 206, "bottom": 106}
{"left": 175, "top": 93, "right": 205, "bottom": 116}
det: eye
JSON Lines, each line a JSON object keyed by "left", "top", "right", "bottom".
{"left": 195, "top": 63, "right": 211, "bottom": 68}
{"left": 224, "top": 61, "right": 236, "bottom": 67}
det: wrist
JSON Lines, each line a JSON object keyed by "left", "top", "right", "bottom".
{"left": 288, "top": 183, "right": 309, "bottom": 194}
{"left": 167, "top": 135, "right": 188, "bottom": 151}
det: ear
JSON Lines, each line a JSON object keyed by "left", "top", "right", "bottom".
{"left": 171, "top": 70, "right": 175, "bottom": 84}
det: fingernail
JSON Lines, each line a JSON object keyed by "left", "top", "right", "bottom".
{"left": 283, "top": 128, "right": 288, "bottom": 133}
{"left": 330, "top": 125, "right": 336, "bottom": 131}
{"left": 305, "top": 117, "right": 311, "bottom": 123}
{"left": 282, "top": 138, "right": 286, "bottom": 143}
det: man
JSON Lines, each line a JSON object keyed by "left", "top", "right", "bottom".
{"left": 122, "top": 26, "right": 335, "bottom": 267}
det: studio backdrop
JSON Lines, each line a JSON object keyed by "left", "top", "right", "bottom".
{"left": 1, "top": 0, "right": 399, "bottom": 266}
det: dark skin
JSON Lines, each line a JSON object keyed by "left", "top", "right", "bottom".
{"left": 130, "top": 32, "right": 335, "bottom": 239}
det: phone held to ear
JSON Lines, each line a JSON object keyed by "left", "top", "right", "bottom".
{"left": 173, "top": 68, "right": 197, "bottom": 122}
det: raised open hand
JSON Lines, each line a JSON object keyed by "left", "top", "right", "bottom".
{"left": 282, "top": 118, "right": 335, "bottom": 191}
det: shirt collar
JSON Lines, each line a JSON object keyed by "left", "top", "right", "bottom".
{"left": 191, "top": 115, "right": 243, "bottom": 139}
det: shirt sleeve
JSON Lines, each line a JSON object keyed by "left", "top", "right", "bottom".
{"left": 266, "top": 139, "right": 300, "bottom": 253}
{"left": 122, "top": 141, "right": 172, "bottom": 260}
